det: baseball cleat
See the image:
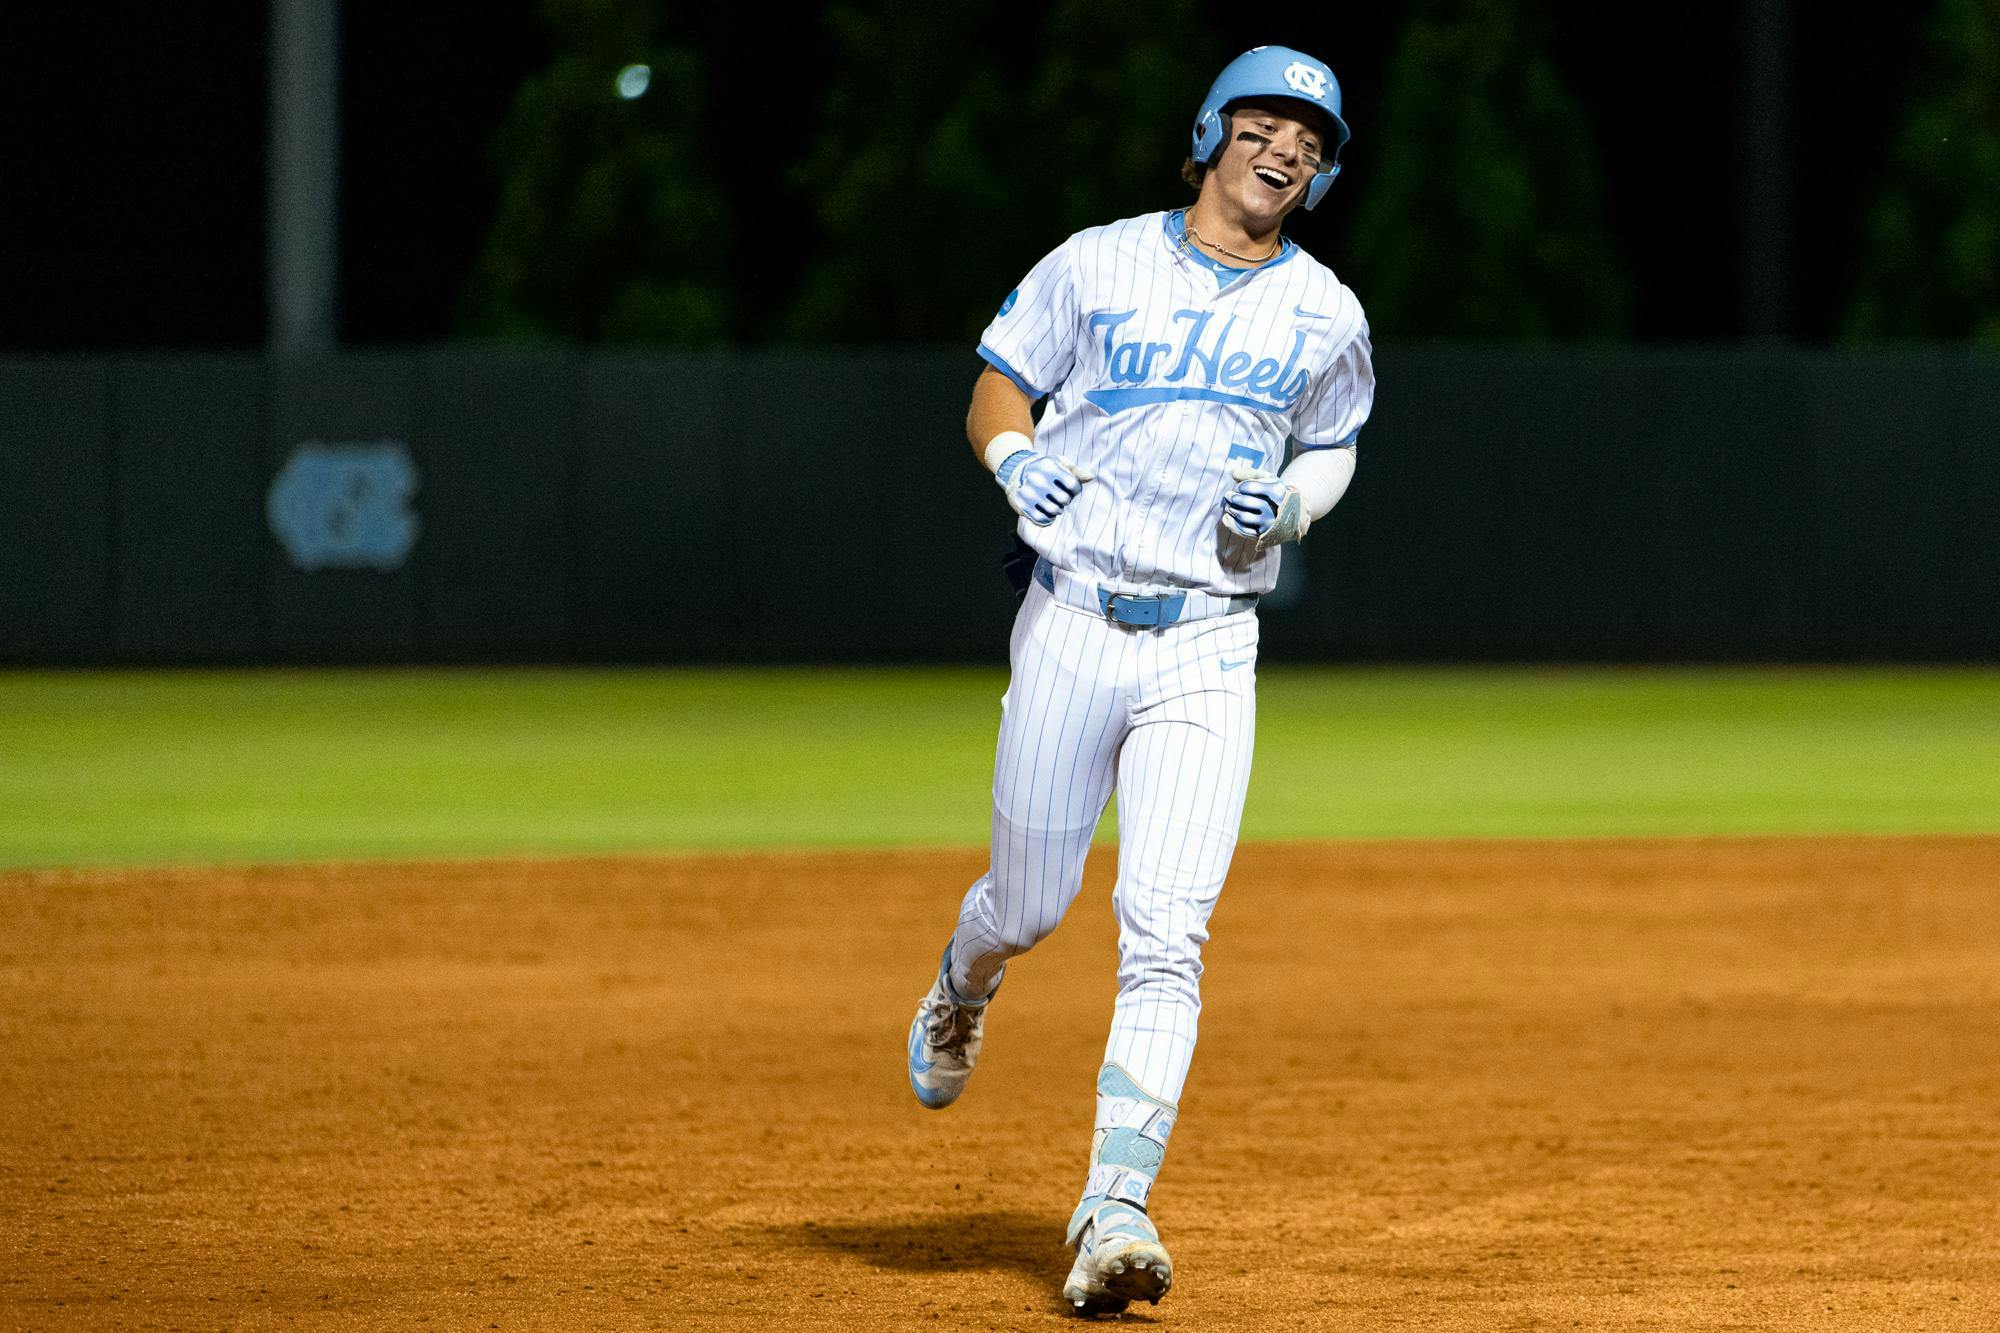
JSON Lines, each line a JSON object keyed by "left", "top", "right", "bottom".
{"left": 905, "top": 943, "right": 999, "bottom": 1110}
{"left": 1063, "top": 1198, "right": 1173, "bottom": 1316}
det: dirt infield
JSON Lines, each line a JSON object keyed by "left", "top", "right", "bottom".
{"left": 2, "top": 838, "right": 1996, "bottom": 1330}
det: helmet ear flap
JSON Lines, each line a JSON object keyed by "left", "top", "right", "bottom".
{"left": 1302, "top": 163, "right": 1340, "bottom": 211}
{"left": 1189, "top": 109, "right": 1229, "bottom": 167}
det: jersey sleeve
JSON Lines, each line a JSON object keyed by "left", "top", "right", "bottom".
{"left": 1291, "top": 320, "right": 1374, "bottom": 449}
{"left": 976, "top": 241, "right": 1081, "bottom": 401}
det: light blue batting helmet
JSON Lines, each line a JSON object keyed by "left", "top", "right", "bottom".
{"left": 1189, "top": 46, "right": 1351, "bottom": 209}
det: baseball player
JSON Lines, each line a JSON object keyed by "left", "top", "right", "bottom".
{"left": 905, "top": 46, "right": 1373, "bottom": 1315}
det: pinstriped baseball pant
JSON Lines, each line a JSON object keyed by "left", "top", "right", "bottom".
{"left": 948, "top": 577, "right": 1258, "bottom": 1106}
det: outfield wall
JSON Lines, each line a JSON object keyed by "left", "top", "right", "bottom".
{"left": 3, "top": 347, "right": 1995, "bottom": 664}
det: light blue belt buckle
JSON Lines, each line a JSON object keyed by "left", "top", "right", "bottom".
{"left": 1098, "top": 589, "right": 1187, "bottom": 627}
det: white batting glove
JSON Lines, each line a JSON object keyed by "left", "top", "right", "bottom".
{"left": 1221, "top": 461, "right": 1309, "bottom": 548}
{"left": 996, "top": 449, "right": 1096, "bottom": 527}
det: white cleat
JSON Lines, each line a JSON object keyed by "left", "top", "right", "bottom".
{"left": 905, "top": 946, "right": 998, "bottom": 1110}
{"left": 1063, "top": 1198, "right": 1173, "bottom": 1316}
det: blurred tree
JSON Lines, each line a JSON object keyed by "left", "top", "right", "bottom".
{"left": 777, "top": 3, "right": 1016, "bottom": 343}
{"left": 1845, "top": 0, "right": 2000, "bottom": 343}
{"left": 1345, "top": 0, "right": 1630, "bottom": 340}
{"left": 780, "top": 0, "right": 1216, "bottom": 344}
{"left": 1023, "top": 0, "right": 1220, "bottom": 237}
{"left": 458, "top": 0, "right": 730, "bottom": 345}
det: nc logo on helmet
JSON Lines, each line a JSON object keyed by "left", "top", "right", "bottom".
{"left": 1282, "top": 62, "right": 1329, "bottom": 100}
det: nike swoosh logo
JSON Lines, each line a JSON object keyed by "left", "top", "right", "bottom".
{"left": 908, "top": 1020, "right": 936, "bottom": 1074}
{"left": 1293, "top": 304, "right": 1333, "bottom": 320}
{"left": 1220, "top": 659, "right": 1250, "bottom": 671}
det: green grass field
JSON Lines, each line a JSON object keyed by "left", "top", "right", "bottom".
{"left": 2, "top": 667, "right": 1996, "bottom": 869}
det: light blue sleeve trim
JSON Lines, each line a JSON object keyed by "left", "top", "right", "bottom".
{"left": 977, "top": 344, "right": 1046, "bottom": 401}
{"left": 1293, "top": 430, "right": 1359, "bottom": 451}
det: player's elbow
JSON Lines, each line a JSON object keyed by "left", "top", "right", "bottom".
{"left": 966, "top": 366, "right": 1032, "bottom": 451}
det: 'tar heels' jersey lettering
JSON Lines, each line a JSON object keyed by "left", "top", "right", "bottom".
{"left": 978, "top": 210, "right": 1374, "bottom": 597}
{"left": 1084, "top": 307, "right": 1312, "bottom": 412}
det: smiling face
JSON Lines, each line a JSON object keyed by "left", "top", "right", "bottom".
{"left": 1198, "top": 98, "right": 1329, "bottom": 231}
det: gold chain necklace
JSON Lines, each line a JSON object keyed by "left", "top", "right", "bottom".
{"left": 1185, "top": 218, "right": 1280, "bottom": 264}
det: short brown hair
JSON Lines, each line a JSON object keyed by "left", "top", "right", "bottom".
{"left": 1180, "top": 157, "right": 1207, "bottom": 192}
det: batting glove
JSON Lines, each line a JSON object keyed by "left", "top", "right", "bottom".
{"left": 996, "top": 450, "right": 1095, "bottom": 527}
{"left": 1221, "top": 461, "right": 1309, "bottom": 548}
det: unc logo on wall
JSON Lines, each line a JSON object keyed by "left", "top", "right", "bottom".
{"left": 267, "top": 441, "right": 421, "bottom": 572}
{"left": 1282, "top": 62, "right": 1329, "bottom": 99}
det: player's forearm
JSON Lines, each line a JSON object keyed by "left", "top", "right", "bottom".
{"left": 1283, "top": 445, "right": 1356, "bottom": 522}
{"left": 967, "top": 366, "right": 1037, "bottom": 472}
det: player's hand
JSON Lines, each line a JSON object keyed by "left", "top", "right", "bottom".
{"left": 1221, "top": 461, "right": 1309, "bottom": 548}
{"left": 996, "top": 450, "right": 1095, "bottom": 527}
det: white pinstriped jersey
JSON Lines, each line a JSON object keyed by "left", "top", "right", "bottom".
{"left": 979, "top": 209, "right": 1374, "bottom": 598}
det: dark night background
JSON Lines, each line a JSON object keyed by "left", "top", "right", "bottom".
{"left": 1, "top": 4, "right": 1931, "bottom": 351}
